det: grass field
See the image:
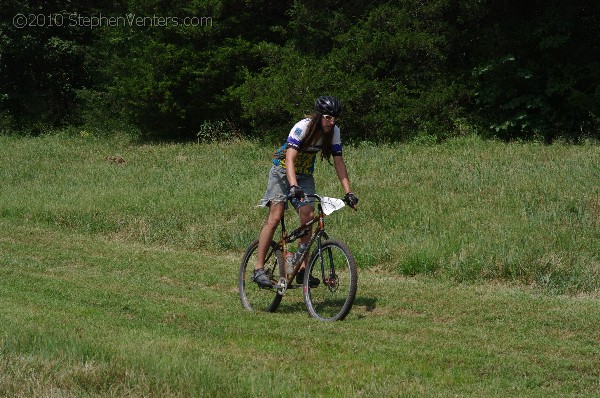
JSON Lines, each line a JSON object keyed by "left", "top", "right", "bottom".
{"left": 1, "top": 134, "right": 599, "bottom": 396}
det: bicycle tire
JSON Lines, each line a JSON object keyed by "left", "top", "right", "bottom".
{"left": 239, "top": 239, "right": 284, "bottom": 312}
{"left": 303, "top": 239, "right": 357, "bottom": 321}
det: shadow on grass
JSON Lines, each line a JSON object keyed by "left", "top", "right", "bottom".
{"left": 275, "top": 296, "right": 378, "bottom": 319}
{"left": 276, "top": 300, "right": 308, "bottom": 315}
{"left": 354, "top": 296, "right": 377, "bottom": 312}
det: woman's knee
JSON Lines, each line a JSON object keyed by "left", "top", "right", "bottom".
{"left": 265, "top": 203, "right": 285, "bottom": 228}
{"left": 298, "top": 204, "right": 314, "bottom": 222}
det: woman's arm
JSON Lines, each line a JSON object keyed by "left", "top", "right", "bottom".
{"left": 333, "top": 155, "right": 352, "bottom": 194}
{"left": 285, "top": 147, "right": 299, "bottom": 187}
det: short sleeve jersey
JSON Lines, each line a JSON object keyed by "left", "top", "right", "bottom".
{"left": 272, "top": 118, "right": 343, "bottom": 175}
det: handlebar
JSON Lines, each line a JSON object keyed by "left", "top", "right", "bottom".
{"left": 287, "top": 193, "right": 357, "bottom": 210}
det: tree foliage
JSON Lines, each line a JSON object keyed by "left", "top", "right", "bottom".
{"left": 1, "top": 0, "right": 598, "bottom": 141}
{"left": 471, "top": 0, "right": 600, "bottom": 142}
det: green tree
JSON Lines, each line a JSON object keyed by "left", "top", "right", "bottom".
{"left": 90, "top": 0, "right": 288, "bottom": 139}
{"left": 472, "top": 0, "right": 600, "bottom": 141}
{"left": 0, "top": 0, "right": 101, "bottom": 132}
{"left": 2, "top": 0, "right": 598, "bottom": 141}
{"left": 234, "top": 1, "right": 482, "bottom": 142}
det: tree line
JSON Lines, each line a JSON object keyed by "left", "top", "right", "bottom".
{"left": 1, "top": 0, "right": 598, "bottom": 143}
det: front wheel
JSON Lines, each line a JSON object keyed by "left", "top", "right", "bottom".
{"left": 303, "top": 239, "right": 357, "bottom": 321}
{"left": 239, "top": 239, "right": 284, "bottom": 312}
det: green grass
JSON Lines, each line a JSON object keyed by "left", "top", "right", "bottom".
{"left": 1, "top": 134, "right": 598, "bottom": 292}
{"left": 0, "top": 134, "right": 599, "bottom": 396}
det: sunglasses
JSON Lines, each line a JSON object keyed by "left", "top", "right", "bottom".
{"left": 322, "top": 115, "right": 337, "bottom": 121}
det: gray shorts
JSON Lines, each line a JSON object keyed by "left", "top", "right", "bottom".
{"left": 259, "top": 166, "right": 315, "bottom": 210}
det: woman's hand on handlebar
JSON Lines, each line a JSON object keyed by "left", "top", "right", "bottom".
{"left": 344, "top": 192, "right": 359, "bottom": 209}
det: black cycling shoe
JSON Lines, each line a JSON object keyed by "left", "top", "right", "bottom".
{"left": 252, "top": 268, "right": 273, "bottom": 288}
{"left": 296, "top": 269, "right": 320, "bottom": 287}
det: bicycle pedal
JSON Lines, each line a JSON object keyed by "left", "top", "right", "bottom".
{"left": 275, "top": 277, "right": 288, "bottom": 296}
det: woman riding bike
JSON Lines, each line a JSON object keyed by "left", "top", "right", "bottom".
{"left": 252, "top": 96, "right": 359, "bottom": 288}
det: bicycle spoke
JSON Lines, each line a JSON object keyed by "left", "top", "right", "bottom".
{"left": 304, "top": 240, "right": 357, "bottom": 321}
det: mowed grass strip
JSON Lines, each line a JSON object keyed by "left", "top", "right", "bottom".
{"left": 1, "top": 219, "right": 599, "bottom": 397}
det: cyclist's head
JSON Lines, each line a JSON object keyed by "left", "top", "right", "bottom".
{"left": 314, "top": 96, "right": 342, "bottom": 117}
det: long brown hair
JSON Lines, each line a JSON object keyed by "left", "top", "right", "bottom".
{"left": 300, "top": 112, "right": 334, "bottom": 162}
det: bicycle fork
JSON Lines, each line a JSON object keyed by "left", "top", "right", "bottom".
{"left": 316, "top": 235, "right": 339, "bottom": 292}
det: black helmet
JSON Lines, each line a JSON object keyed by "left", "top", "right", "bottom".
{"left": 315, "top": 96, "right": 342, "bottom": 117}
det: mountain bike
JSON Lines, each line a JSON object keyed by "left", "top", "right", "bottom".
{"left": 238, "top": 194, "right": 358, "bottom": 321}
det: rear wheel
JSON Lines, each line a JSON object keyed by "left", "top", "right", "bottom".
{"left": 303, "top": 239, "right": 357, "bottom": 321}
{"left": 239, "top": 239, "right": 284, "bottom": 312}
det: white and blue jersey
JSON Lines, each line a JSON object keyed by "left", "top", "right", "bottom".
{"left": 272, "top": 118, "right": 342, "bottom": 175}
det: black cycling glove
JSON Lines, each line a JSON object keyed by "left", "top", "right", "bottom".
{"left": 344, "top": 192, "right": 359, "bottom": 208}
{"left": 289, "top": 185, "right": 305, "bottom": 200}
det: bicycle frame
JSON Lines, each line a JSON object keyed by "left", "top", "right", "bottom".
{"left": 266, "top": 195, "right": 328, "bottom": 288}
